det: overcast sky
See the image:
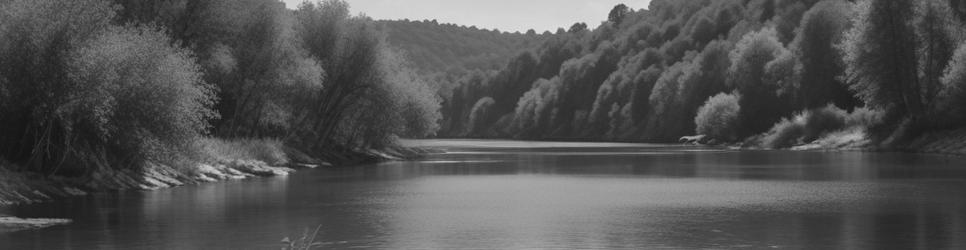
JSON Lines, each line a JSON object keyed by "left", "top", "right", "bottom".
{"left": 282, "top": 0, "right": 651, "bottom": 33}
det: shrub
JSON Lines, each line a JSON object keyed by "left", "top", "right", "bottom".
{"left": 845, "top": 107, "right": 884, "bottom": 129}
{"left": 801, "top": 104, "right": 848, "bottom": 142}
{"left": 761, "top": 116, "right": 806, "bottom": 149}
{"left": 761, "top": 105, "right": 883, "bottom": 149}
{"left": 200, "top": 138, "right": 288, "bottom": 166}
{"left": 67, "top": 25, "right": 217, "bottom": 168}
{"left": 694, "top": 92, "right": 741, "bottom": 141}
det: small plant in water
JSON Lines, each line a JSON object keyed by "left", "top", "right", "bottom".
{"left": 281, "top": 225, "right": 322, "bottom": 250}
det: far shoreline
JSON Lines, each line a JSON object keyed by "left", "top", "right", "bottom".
{"left": 419, "top": 128, "right": 966, "bottom": 157}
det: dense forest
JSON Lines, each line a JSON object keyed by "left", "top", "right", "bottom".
{"left": 0, "top": 0, "right": 440, "bottom": 175}
{"left": 5, "top": 0, "right": 966, "bottom": 178}
{"left": 378, "top": 19, "right": 549, "bottom": 95}
{"left": 441, "top": 0, "right": 966, "bottom": 149}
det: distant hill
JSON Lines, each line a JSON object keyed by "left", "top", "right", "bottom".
{"left": 377, "top": 19, "right": 550, "bottom": 93}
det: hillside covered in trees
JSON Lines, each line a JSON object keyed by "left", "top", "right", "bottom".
{"left": 441, "top": 0, "right": 966, "bottom": 149}
{"left": 0, "top": 0, "right": 440, "bottom": 177}
{"left": 378, "top": 19, "right": 549, "bottom": 94}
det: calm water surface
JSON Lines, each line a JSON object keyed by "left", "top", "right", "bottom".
{"left": 2, "top": 139, "right": 966, "bottom": 249}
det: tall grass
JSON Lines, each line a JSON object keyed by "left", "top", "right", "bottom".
{"left": 199, "top": 138, "right": 289, "bottom": 166}
{"left": 761, "top": 116, "right": 806, "bottom": 149}
{"left": 761, "top": 105, "right": 884, "bottom": 149}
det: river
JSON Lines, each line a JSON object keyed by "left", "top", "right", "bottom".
{"left": 2, "top": 139, "right": 966, "bottom": 249}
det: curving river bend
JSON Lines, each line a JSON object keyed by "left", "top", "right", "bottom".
{"left": 2, "top": 139, "right": 966, "bottom": 249}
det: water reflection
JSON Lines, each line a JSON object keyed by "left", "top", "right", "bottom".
{"left": 2, "top": 140, "right": 966, "bottom": 249}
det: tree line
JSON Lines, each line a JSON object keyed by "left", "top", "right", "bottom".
{"left": 0, "top": 0, "right": 441, "bottom": 174}
{"left": 440, "top": 0, "right": 966, "bottom": 148}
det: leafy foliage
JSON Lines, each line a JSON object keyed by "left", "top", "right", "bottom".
{"left": 761, "top": 116, "right": 806, "bottom": 149}
{"left": 842, "top": 0, "right": 922, "bottom": 116}
{"left": 69, "top": 25, "right": 217, "bottom": 167}
{"left": 1, "top": 0, "right": 444, "bottom": 174}
{"left": 789, "top": 0, "right": 858, "bottom": 109}
{"left": 467, "top": 97, "right": 496, "bottom": 136}
{"left": 379, "top": 19, "right": 547, "bottom": 94}
{"left": 436, "top": 0, "right": 966, "bottom": 144}
{"left": 940, "top": 42, "right": 966, "bottom": 123}
{"left": 760, "top": 104, "right": 878, "bottom": 149}
{"left": 728, "top": 28, "right": 793, "bottom": 136}
{"left": 440, "top": 1, "right": 824, "bottom": 142}
{"left": 695, "top": 93, "right": 741, "bottom": 142}
{"left": 915, "top": 0, "right": 961, "bottom": 115}
{"left": 0, "top": 0, "right": 215, "bottom": 173}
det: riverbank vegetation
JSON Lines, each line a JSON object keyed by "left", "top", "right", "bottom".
{"left": 6, "top": 0, "right": 966, "bottom": 204}
{"left": 438, "top": 0, "right": 966, "bottom": 152}
{"left": 0, "top": 0, "right": 441, "bottom": 191}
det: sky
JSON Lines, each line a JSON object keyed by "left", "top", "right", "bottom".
{"left": 281, "top": 0, "right": 652, "bottom": 33}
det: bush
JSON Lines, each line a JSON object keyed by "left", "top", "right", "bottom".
{"left": 845, "top": 107, "right": 885, "bottom": 128}
{"left": 761, "top": 105, "right": 883, "bottom": 149}
{"left": 694, "top": 92, "right": 741, "bottom": 141}
{"left": 801, "top": 104, "right": 848, "bottom": 142}
{"left": 761, "top": 116, "right": 806, "bottom": 149}
{"left": 200, "top": 138, "right": 288, "bottom": 166}
{"left": 67, "top": 25, "right": 217, "bottom": 168}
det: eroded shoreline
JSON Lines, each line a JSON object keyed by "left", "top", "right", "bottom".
{"left": 0, "top": 146, "right": 433, "bottom": 231}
